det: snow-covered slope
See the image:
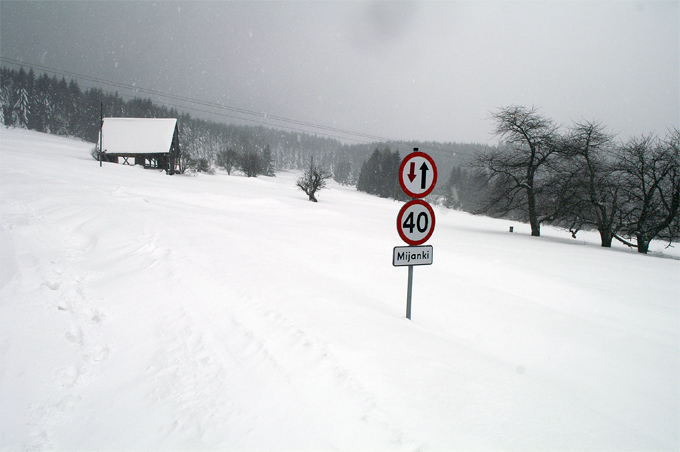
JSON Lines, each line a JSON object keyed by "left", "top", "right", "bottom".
{"left": 1, "top": 127, "right": 678, "bottom": 451}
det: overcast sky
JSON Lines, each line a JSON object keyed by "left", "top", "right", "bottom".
{"left": 1, "top": 1, "right": 678, "bottom": 144}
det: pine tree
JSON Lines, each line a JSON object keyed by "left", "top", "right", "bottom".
{"left": 31, "top": 73, "right": 55, "bottom": 132}
{"left": 13, "top": 87, "right": 30, "bottom": 128}
{"left": 357, "top": 147, "right": 404, "bottom": 199}
{"left": 0, "top": 70, "right": 11, "bottom": 125}
{"left": 333, "top": 160, "right": 352, "bottom": 185}
{"left": 262, "top": 144, "right": 275, "bottom": 176}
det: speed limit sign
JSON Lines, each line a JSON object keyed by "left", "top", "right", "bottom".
{"left": 396, "top": 199, "right": 436, "bottom": 246}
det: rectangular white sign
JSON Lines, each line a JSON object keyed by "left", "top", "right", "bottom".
{"left": 392, "top": 245, "right": 433, "bottom": 267}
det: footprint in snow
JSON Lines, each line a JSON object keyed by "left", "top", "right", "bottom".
{"left": 65, "top": 325, "right": 83, "bottom": 345}
{"left": 57, "top": 365, "right": 80, "bottom": 388}
{"left": 43, "top": 279, "right": 60, "bottom": 290}
{"left": 90, "top": 347, "right": 110, "bottom": 363}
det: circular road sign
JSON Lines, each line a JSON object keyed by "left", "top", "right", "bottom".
{"left": 398, "top": 152, "right": 438, "bottom": 198}
{"left": 396, "top": 199, "right": 436, "bottom": 246}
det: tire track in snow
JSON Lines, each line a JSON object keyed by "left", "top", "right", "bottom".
{"left": 157, "top": 291, "right": 428, "bottom": 450}
{"left": 134, "top": 283, "right": 428, "bottom": 450}
{"left": 142, "top": 304, "right": 255, "bottom": 449}
{"left": 234, "top": 305, "right": 428, "bottom": 450}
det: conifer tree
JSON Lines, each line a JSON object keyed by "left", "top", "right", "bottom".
{"left": 13, "top": 87, "right": 29, "bottom": 128}
{"left": 357, "top": 147, "right": 404, "bottom": 199}
{"left": 262, "top": 144, "right": 275, "bottom": 176}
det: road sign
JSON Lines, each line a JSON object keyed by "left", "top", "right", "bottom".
{"left": 393, "top": 245, "right": 433, "bottom": 266}
{"left": 398, "top": 151, "right": 438, "bottom": 199}
{"left": 394, "top": 149, "right": 438, "bottom": 320}
{"left": 396, "top": 199, "right": 436, "bottom": 246}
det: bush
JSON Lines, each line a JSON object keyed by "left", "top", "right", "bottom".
{"left": 190, "top": 157, "right": 213, "bottom": 174}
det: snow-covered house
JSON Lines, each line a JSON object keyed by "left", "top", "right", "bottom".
{"left": 99, "top": 118, "right": 181, "bottom": 174}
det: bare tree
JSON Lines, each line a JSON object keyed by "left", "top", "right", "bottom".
{"left": 615, "top": 130, "right": 680, "bottom": 253}
{"left": 558, "top": 120, "right": 621, "bottom": 247}
{"left": 215, "top": 148, "right": 239, "bottom": 175}
{"left": 474, "top": 106, "right": 560, "bottom": 236}
{"left": 240, "top": 151, "right": 261, "bottom": 177}
{"left": 296, "top": 157, "right": 332, "bottom": 202}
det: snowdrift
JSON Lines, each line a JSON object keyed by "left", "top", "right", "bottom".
{"left": 1, "top": 127, "right": 678, "bottom": 451}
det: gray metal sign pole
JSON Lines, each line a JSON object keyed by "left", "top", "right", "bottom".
{"left": 406, "top": 265, "right": 414, "bottom": 319}
{"left": 406, "top": 147, "right": 416, "bottom": 320}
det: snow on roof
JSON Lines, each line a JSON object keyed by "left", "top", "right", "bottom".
{"left": 101, "top": 118, "right": 177, "bottom": 154}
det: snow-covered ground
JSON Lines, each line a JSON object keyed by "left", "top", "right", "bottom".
{"left": 1, "top": 127, "right": 678, "bottom": 451}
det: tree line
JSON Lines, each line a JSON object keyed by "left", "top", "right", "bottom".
{"left": 468, "top": 106, "right": 679, "bottom": 254}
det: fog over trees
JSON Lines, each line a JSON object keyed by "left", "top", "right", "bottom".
{"left": 1, "top": 66, "right": 677, "bottom": 252}
{"left": 0, "top": 66, "right": 483, "bottom": 178}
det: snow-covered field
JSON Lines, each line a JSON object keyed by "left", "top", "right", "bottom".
{"left": 1, "top": 127, "right": 678, "bottom": 451}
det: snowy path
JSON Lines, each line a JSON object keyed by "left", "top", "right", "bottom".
{"left": 1, "top": 128, "right": 678, "bottom": 451}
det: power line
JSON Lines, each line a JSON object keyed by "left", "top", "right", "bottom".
{"left": 93, "top": 87, "right": 374, "bottom": 143}
{"left": 1, "top": 57, "right": 465, "bottom": 155}
{"left": 0, "top": 57, "right": 393, "bottom": 143}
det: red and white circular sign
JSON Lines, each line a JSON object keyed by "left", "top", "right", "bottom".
{"left": 396, "top": 199, "right": 436, "bottom": 245}
{"left": 398, "top": 152, "right": 438, "bottom": 199}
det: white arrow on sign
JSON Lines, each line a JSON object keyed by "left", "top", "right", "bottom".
{"left": 396, "top": 199, "right": 436, "bottom": 246}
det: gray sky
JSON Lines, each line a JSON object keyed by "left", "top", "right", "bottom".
{"left": 1, "top": 1, "right": 678, "bottom": 144}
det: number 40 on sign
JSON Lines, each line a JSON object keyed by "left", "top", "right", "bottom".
{"left": 396, "top": 199, "right": 436, "bottom": 246}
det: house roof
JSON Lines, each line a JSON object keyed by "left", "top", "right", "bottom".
{"left": 101, "top": 118, "right": 177, "bottom": 155}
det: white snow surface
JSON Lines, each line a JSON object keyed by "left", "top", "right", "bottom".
{"left": 1, "top": 127, "right": 678, "bottom": 451}
{"left": 101, "top": 118, "right": 177, "bottom": 154}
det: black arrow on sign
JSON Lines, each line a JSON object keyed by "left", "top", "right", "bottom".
{"left": 419, "top": 162, "right": 429, "bottom": 189}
